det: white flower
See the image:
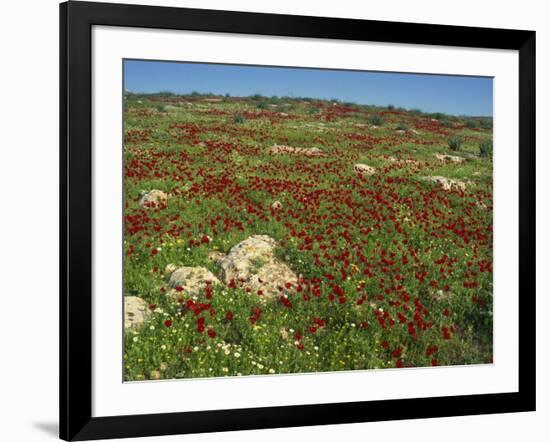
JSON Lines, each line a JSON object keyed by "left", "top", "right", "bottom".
{"left": 132, "top": 336, "right": 139, "bottom": 342}
{"left": 269, "top": 368, "right": 276, "bottom": 374}
{"left": 234, "top": 352, "right": 241, "bottom": 358}
{"left": 160, "top": 344, "right": 166, "bottom": 350}
{"left": 149, "top": 325, "right": 155, "bottom": 330}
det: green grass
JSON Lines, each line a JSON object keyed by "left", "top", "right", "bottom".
{"left": 123, "top": 93, "right": 494, "bottom": 381}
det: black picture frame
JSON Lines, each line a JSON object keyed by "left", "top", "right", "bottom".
{"left": 60, "top": 1, "right": 536, "bottom": 440}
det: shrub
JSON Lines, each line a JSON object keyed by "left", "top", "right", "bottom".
{"left": 479, "top": 140, "right": 493, "bottom": 158}
{"left": 387, "top": 104, "right": 395, "bottom": 110}
{"left": 396, "top": 123, "right": 410, "bottom": 131}
{"left": 447, "top": 136, "right": 463, "bottom": 151}
{"left": 156, "top": 104, "right": 166, "bottom": 113}
{"left": 465, "top": 119, "right": 479, "bottom": 129}
{"left": 256, "top": 102, "right": 268, "bottom": 110}
{"left": 409, "top": 109, "right": 422, "bottom": 116}
{"left": 479, "top": 119, "right": 493, "bottom": 130}
{"left": 368, "top": 114, "right": 384, "bottom": 126}
{"left": 234, "top": 114, "right": 245, "bottom": 124}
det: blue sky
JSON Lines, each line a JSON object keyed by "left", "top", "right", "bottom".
{"left": 124, "top": 59, "right": 493, "bottom": 117}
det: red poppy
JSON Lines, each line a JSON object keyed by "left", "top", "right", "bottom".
{"left": 164, "top": 319, "right": 172, "bottom": 328}
{"left": 197, "top": 317, "right": 205, "bottom": 333}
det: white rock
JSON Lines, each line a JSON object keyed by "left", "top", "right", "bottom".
{"left": 435, "top": 153, "right": 466, "bottom": 164}
{"left": 271, "top": 201, "right": 283, "bottom": 211}
{"left": 219, "top": 235, "right": 278, "bottom": 283}
{"left": 168, "top": 266, "right": 220, "bottom": 297}
{"left": 164, "top": 263, "right": 177, "bottom": 275}
{"left": 246, "top": 262, "right": 298, "bottom": 298}
{"left": 219, "top": 235, "right": 297, "bottom": 298}
{"left": 139, "top": 189, "right": 168, "bottom": 208}
{"left": 124, "top": 296, "right": 150, "bottom": 329}
{"left": 423, "top": 176, "right": 467, "bottom": 192}
{"left": 268, "top": 144, "right": 326, "bottom": 157}
{"left": 353, "top": 163, "right": 376, "bottom": 176}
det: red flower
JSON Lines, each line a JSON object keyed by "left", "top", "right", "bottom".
{"left": 396, "top": 359, "right": 404, "bottom": 368}
{"left": 148, "top": 303, "right": 157, "bottom": 311}
{"left": 225, "top": 311, "right": 234, "bottom": 321}
{"left": 308, "top": 326, "right": 317, "bottom": 334}
{"left": 197, "top": 317, "right": 205, "bottom": 333}
{"left": 391, "top": 347, "right": 403, "bottom": 358}
{"left": 280, "top": 296, "right": 293, "bottom": 308}
{"left": 313, "top": 317, "right": 326, "bottom": 327}
{"left": 381, "top": 340, "right": 389, "bottom": 350}
{"left": 164, "top": 319, "right": 172, "bottom": 328}
{"left": 207, "top": 328, "right": 216, "bottom": 338}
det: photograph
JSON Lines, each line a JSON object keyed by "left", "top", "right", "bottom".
{"left": 122, "top": 60, "right": 494, "bottom": 381}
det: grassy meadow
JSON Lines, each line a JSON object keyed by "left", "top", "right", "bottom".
{"left": 123, "top": 92, "right": 493, "bottom": 381}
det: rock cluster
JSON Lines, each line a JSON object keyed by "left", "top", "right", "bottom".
{"left": 423, "top": 176, "right": 467, "bottom": 192}
{"left": 268, "top": 144, "right": 326, "bottom": 157}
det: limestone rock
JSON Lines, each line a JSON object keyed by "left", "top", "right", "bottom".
{"left": 139, "top": 190, "right": 168, "bottom": 208}
{"left": 268, "top": 144, "right": 326, "bottom": 157}
{"left": 164, "top": 263, "right": 177, "bottom": 275}
{"left": 168, "top": 266, "right": 220, "bottom": 297}
{"left": 124, "top": 296, "right": 151, "bottom": 329}
{"left": 271, "top": 201, "right": 283, "bottom": 211}
{"left": 246, "top": 262, "right": 298, "bottom": 298}
{"left": 219, "top": 235, "right": 278, "bottom": 284}
{"left": 435, "top": 153, "right": 466, "bottom": 164}
{"left": 219, "top": 235, "right": 297, "bottom": 298}
{"left": 423, "top": 176, "right": 467, "bottom": 192}
{"left": 353, "top": 163, "right": 376, "bottom": 176}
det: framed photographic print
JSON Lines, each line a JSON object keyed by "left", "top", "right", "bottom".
{"left": 60, "top": 1, "right": 536, "bottom": 440}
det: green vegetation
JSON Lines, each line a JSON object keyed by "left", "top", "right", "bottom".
{"left": 123, "top": 91, "right": 493, "bottom": 381}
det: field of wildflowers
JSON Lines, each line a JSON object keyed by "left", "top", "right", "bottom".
{"left": 123, "top": 92, "right": 493, "bottom": 381}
